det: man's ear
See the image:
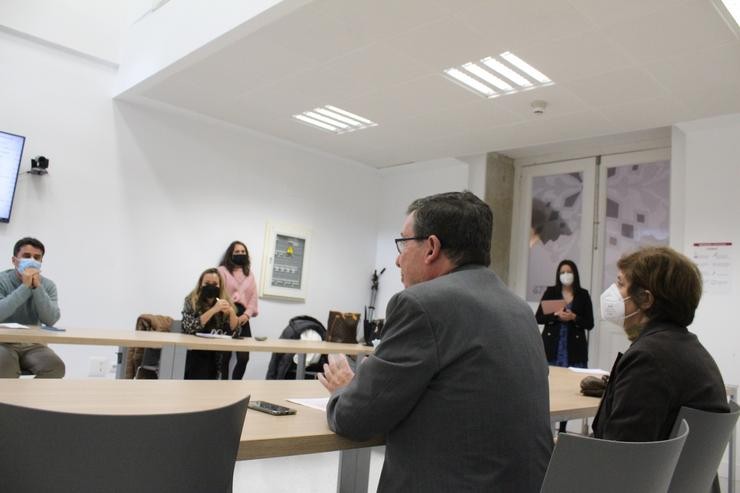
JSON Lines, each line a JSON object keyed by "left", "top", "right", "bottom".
{"left": 424, "top": 235, "right": 442, "bottom": 264}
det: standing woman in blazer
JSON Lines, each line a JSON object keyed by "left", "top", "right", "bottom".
{"left": 217, "top": 240, "right": 259, "bottom": 380}
{"left": 536, "top": 259, "right": 595, "bottom": 368}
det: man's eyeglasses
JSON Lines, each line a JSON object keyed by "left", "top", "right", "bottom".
{"left": 394, "top": 236, "right": 428, "bottom": 254}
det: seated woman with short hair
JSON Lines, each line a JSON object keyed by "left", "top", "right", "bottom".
{"left": 593, "top": 246, "right": 728, "bottom": 441}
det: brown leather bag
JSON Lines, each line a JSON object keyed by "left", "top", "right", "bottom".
{"left": 580, "top": 375, "right": 609, "bottom": 397}
{"left": 326, "top": 311, "right": 360, "bottom": 344}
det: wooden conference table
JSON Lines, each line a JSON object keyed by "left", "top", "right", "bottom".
{"left": 0, "top": 325, "right": 374, "bottom": 379}
{"left": 0, "top": 367, "right": 602, "bottom": 493}
{"left": 0, "top": 329, "right": 734, "bottom": 491}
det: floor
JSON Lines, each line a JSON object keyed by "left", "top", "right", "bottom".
{"left": 232, "top": 447, "right": 385, "bottom": 492}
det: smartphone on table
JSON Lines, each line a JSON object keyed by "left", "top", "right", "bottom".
{"left": 248, "top": 400, "right": 297, "bottom": 416}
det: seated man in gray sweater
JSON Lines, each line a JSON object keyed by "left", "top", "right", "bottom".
{"left": 0, "top": 237, "right": 65, "bottom": 378}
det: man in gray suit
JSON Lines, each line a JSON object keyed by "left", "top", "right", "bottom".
{"left": 320, "top": 191, "right": 553, "bottom": 492}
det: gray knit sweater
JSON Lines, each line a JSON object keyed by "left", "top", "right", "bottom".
{"left": 0, "top": 268, "right": 60, "bottom": 325}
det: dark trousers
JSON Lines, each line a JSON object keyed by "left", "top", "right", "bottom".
{"left": 184, "top": 350, "right": 219, "bottom": 379}
{"left": 220, "top": 321, "right": 252, "bottom": 380}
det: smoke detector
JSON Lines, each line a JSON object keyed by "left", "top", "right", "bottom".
{"left": 531, "top": 100, "right": 548, "bottom": 116}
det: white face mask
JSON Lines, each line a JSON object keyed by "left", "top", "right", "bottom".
{"left": 559, "top": 272, "right": 574, "bottom": 286}
{"left": 600, "top": 283, "right": 639, "bottom": 326}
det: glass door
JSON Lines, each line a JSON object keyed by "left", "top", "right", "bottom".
{"left": 511, "top": 157, "right": 597, "bottom": 304}
{"left": 512, "top": 149, "right": 671, "bottom": 369}
{"left": 593, "top": 149, "right": 671, "bottom": 368}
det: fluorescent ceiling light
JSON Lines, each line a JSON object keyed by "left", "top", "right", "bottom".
{"left": 719, "top": 0, "right": 740, "bottom": 26}
{"left": 314, "top": 108, "right": 362, "bottom": 127}
{"left": 293, "top": 105, "right": 376, "bottom": 134}
{"left": 462, "top": 63, "right": 513, "bottom": 92}
{"left": 294, "top": 114, "right": 337, "bottom": 132}
{"left": 305, "top": 111, "right": 349, "bottom": 129}
{"left": 481, "top": 57, "right": 533, "bottom": 88}
{"left": 444, "top": 68, "right": 496, "bottom": 97}
{"left": 325, "top": 105, "right": 374, "bottom": 125}
{"left": 500, "top": 52, "right": 551, "bottom": 84}
{"left": 443, "top": 52, "right": 551, "bottom": 99}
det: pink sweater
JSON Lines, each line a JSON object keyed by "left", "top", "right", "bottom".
{"left": 217, "top": 265, "right": 259, "bottom": 317}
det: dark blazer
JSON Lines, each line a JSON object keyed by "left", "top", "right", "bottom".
{"left": 593, "top": 321, "right": 728, "bottom": 441}
{"left": 535, "top": 286, "right": 594, "bottom": 365}
{"left": 326, "top": 264, "right": 553, "bottom": 492}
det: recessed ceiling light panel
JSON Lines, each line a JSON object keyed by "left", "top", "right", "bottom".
{"left": 444, "top": 68, "right": 497, "bottom": 97}
{"left": 293, "top": 105, "right": 377, "bottom": 134}
{"left": 718, "top": 0, "right": 740, "bottom": 28}
{"left": 443, "top": 52, "right": 552, "bottom": 99}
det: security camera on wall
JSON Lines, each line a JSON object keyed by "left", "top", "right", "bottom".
{"left": 30, "top": 156, "right": 49, "bottom": 175}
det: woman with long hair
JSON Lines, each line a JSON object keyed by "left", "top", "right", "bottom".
{"left": 536, "top": 259, "right": 594, "bottom": 368}
{"left": 181, "top": 267, "right": 237, "bottom": 379}
{"left": 536, "top": 259, "right": 594, "bottom": 433}
{"left": 217, "top": 241, "right": 259, "bottom": 379}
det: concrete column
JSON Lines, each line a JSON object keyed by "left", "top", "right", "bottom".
{"left": 485, "top": 153, "right": 515, "bottom": 285}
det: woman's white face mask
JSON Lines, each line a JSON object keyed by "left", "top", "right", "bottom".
{"left": 559, "top": 272, "right": 574, "bottom": 286}
{"left": 600, "top": 283, "right": 640, "bottom": 327}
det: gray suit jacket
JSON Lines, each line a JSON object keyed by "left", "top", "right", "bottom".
{"left": 327, "top": 264, "right": 553, "bottom": 492}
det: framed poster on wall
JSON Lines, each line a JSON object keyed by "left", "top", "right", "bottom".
{"left": 259, "top": 223, "right": 312, "bottom": 301}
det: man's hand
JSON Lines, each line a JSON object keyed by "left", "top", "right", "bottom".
{"left": 318, "top": 353, "right": 355, "bottom": 393}
{"left": 21, "top": 268, "right": 39, "bottom": 288}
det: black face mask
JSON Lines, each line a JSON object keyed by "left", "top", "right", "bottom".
{"left": 232, "top": 254, "right": 247, "bottom": 266}
{"left": 201, "top": 284, "right": 219, "bottom": 299}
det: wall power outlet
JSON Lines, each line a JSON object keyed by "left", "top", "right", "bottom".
{"left": 88, "top": 356, "right": 110, "bottom": 377}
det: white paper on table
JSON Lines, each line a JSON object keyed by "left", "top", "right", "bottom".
{"left": 287, "top": 397, "right": 329, "bottom": 412}
{"left": 0, "top": 323, "right": 29, "bottom": 329}
{"left": 568, "top": 367, "right": 609, "bottom": 376}
{"left": 194, "top": 333, "right": 233, "bottom": 339}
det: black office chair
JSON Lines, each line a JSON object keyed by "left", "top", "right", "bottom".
{"left": 0, "top": 394, "right": 249, "bottom": 493}
{"left": 135, "top": 319, "right": 182, "bottom": 379}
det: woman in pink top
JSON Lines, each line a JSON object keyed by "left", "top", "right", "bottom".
{"left": 217, "top": 240, "right": 259, "bottom": 379}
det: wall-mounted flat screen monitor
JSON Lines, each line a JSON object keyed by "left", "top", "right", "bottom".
{"left": 0, "top": 130, "right": 26, "bottom": 223}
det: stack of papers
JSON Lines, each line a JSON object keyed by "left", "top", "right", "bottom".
{"left": 287, "top": 397, "right": 329, "bottom": 412}
{"left": 568, "top": 367, "right": 609, "bottom": 376}
{"left": 0, "top": 323, "right": 29, "bottom": 329}
{"left": 194, "top": 333, "right": 233, "bottom": 339}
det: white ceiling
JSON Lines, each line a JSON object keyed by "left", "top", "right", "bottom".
{"left": 134, "top": 0, "right": 740, "bottom": 167}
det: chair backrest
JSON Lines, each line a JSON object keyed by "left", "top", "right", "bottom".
{"left": 667, "top": 400, "right": 740, "bottom": 493}
{"left": 0, "top": 395, "right": 249, "bottom": 493}
{"left": 135, "top": 319, "right": 183, "bottom": 378}
{"left": 540, "top": 420, "right": 689, "bottom": 493}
